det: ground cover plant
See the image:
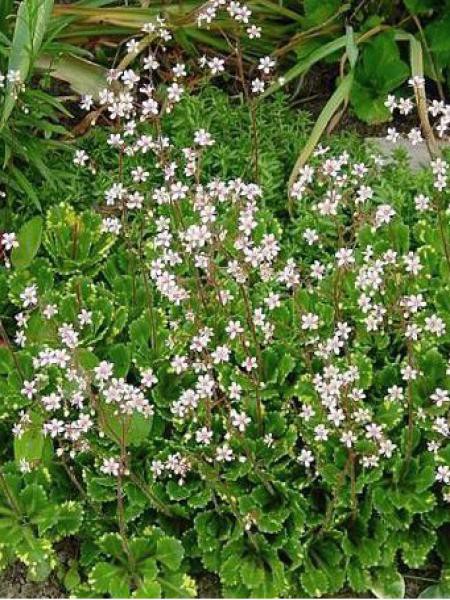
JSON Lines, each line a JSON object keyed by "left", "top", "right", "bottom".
{"left": 0, "top": 1, "right": 450, "bottom": 599}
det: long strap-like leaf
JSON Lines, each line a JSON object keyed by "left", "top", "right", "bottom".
{"left": 288, "top": 72, "right": 354, "bottom": 197}
{"left": 1, "top": 0, "right": 54, "bottom": 128}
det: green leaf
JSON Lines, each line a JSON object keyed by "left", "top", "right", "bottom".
{"left": 371, "top": 568, "right": 405, "bottom": 599}
{"left": 388, "top": 222, "right": 410, "bottom": 254}
{"left": 55, "top": 502, "right": 83, "bottom": 537}
{"left": 301, "top": 566, "right": 329, "bottom": 597}
{"left": 156, "top": 536, "right": 184, "bottom": 571}
{"left": 240, "top": 556, "right": 265, "bottom": 589}
{"left": 347, "top": 559, "right": 370, "bottom": 593}
{"left": 425, "top": 15, "right": 450, "bottom": 55}
{"left": 11, "top": 217, "right": 43, "bottom": 268}
{"left": 351, "top": 32, "right": 409, "bottom": 124}
{"left": 404, "top": 0, "right": 435, "bottom": 13}
{"left": 64, "top": 561, "right": 81, "bottom": 591}
{"left": 159, "top": 572, "right": 196, "bottom": 598}
{"left": 220, "top": 553, "right": 243, "bottom": 586}
{"left": 19, "top": 484, "right": 47, "bottom": 517}
{"left": 108, "top": 343, "right": 131, "bottom": 378}
{"left": 89, "top": 562, "right": 126, "bottom": 594}
{"left": 98, "top": 533, "right": 126, "bottom": 560}
{"left": 133, "top": 579, "right": 162, "bottom": 598}
{"left": 420, "top": 348, "right": 446, "bottom": 389}
{"left": 101, "top": 403, "right": 151, "bottom": 447}
{"left": 14, "top": 426, "right": 45, "bottom": 464}
{"left": 304, "top": 0, "right": 344, "bottom": 26}
{"left": 0, "top": 347, "right": 14, "bottom": 374}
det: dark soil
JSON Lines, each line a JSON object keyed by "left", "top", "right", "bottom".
{"left": 0, "top": 563, "right": 63, "bottom": 599}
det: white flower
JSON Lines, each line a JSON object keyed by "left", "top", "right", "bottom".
{"left": 336, "top": 248, "right": 355, "bottom": 268}
{"left": 143, "top": 55, "right": 159, "bottom": 71}
{"left": 74, "top": 149, "right": 89, "bottom": 166}
{"left": 374, "top": 204, "right": 395, "bottom": 228}
{"left": 264, "top": 293, "right": 280, "bottom": 310}
{"left": 303, "top": 228, "right": 319, "bottom": 245}
{"left": 425, "top": 314, "right": 446, "bottom": 337}
{"left": 20, "top": 285, "right": 38, "bottom": 308}
{"left": 216, "top": 444, "right": 233, "bottom": 462}
{"left": 19, "top": 459, "right": 31, "bottom": 474}
{"left": 208, "top": 57, "right": 225, "bottom": 75}
{"left": 167, "top": 83, "right": 184, "bottom": 102}
{"left": 301, "top": 313, "right": 319, "bottom": 331}
{"left": 264, "top": 433, "right": 274, "bottom": 447}
{"left": 300, "top": 404, "right": 315, "bottom": 421}
{"left": 258, "top": 56, "right": 275, "bottom": 74}
{"left": 212, "top": 345, "right": 230, "bottom": 364}
{"left": 80, "top": 94, "right": 93, "bottom": 111}
{"left": 229, "top": 382, "right": 242, "bottom": 400}
{"left": 43, "top": 304, "right": 58, "bottom": 319}
{"left": 340, "top": 430, "right": 357, "bottom": 448}
{"left": 42, "top": 392, "right": 62, "bottom": 411}
{"left": 101, "top": 217, "right": 122, "bottom": 235}
{"left": 247, "top": 25, "right": 261, "bottom": 39}
{"left": 194, "top": 129, "right": 215, "bottom": 147}
{"left": 78, "top": 309, "right": 92, "bottom": 327}
{"left": 408, "top": 75, "right": 425, "bottom": 88}
{"left": 298, "top": 448, "right": 314, "bottom": 467}
{"left": 384, "top": 95, "right": 397, "bottom": 112}
{"left": 431, "top": 388, "right": 449, "bottom": 407}
{"left": 251, "top": 78, "right": 265, "bottom": 94}
{"left": 314, "top": 424, "right": 329, "bottom": 441}
{"left": 126, "top": 38, "right": 139, "bottom": 54}
{"left": 59, "top": 323, "right": 79, "bottom": 349}
{"left": 21, "top": 380, "right": 37, "bottom": 399}
{"left": 404, "top": 252, "right": 422, "bottom": 276}
{"left": 379, "top": 439, "right": 396, "bottom": 458}
{"left": 401, "top": 365, "right": 418, "bottom": 381}
{"left": 1, "top": 232, "right": 18, "bottom": 250}
{"left": 436, "top": 465, "right": 450, "bottom": 484}
{"left": 398, "top": 97, "right": 414, "bottom": 115}
{"left": 386, "top": 385, "right": 404, "bottom": 402}
{"left": 365, "top": 422, "right": 383, "bottom": 440}
{"left": 429, "top": 100, "right": 444, "bottom": 117}
{"left": 43, "top": 419, "right": 65, "bottom": 438}
{"left": 386, "top": 127, "right": 400, "bottom": 143}
{"left": 141, "top": 368, "right": 158, "bottom": 388}
{"left": 94, "top": 360, "right": 114, "bottom": 383}
{"left": 171, "top": 355, "right": 188, "bottom": 374}
{"left": 242, "top": 356, "right": 257, "bottom": 372}
{"left": 231, "top": 409, "right": 250, "bottom": 432}
{"left": 172, "top": 63, "right": 187, "bottom": 78}
{"left": 414, "top": 194, "right": 430, "bottom": 211}
{"left": 408, "top": 127, "right": 423, "bottom": 145}
{"left": 151, "top": 460, "right": 164, "bottom": 477}
{"left": 196, "top": 427, "right": 213, "bottom": 445}
{"left": 101, "top": 457, "right": 121, "bottom": 476}
{"left": 122, "top": 68, "right": 140, "bottom": 87}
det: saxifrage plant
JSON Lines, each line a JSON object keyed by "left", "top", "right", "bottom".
{"left": 0, "top": 4, "right": 449, "bottom": 599}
